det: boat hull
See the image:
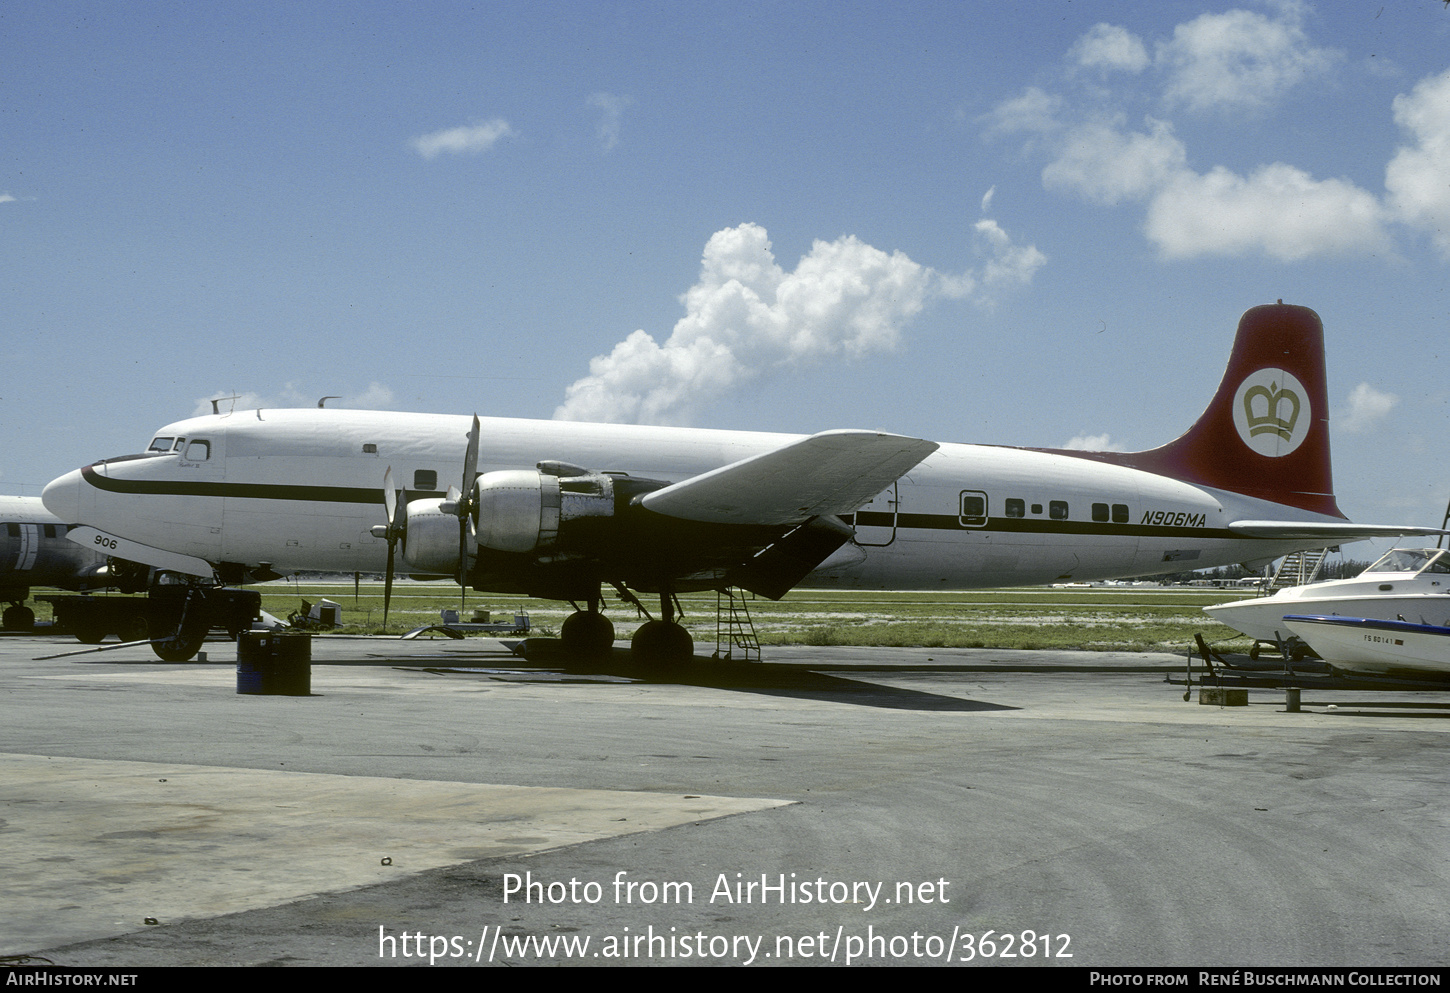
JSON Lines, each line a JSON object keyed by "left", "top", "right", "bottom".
{"left": 1282, "top": 614, "right": 1450, "bottom": 680}
{"left": 1206, "top": 593, "right": 1450, "bottom": 643}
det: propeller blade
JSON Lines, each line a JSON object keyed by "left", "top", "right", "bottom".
{"left": 393, "top": 484, "right": 408, "bottom": 539}
{"left": 394, "top": 487, "right": 406, "bottom": 550}
{"left": 456, "top": 415, "right": 480, "bottom": 588}
{"left": 383, "top": 466, "right": 397, "bottom": 526}
{"left": 461, "top": 415, "right": 480, "bottom": 505}
{"left": 377, "top": 467, "right": 408, "bottom": 630}
{"left": 383, "top": 540, "right": 395, "bottom": 627}
{"left": 457, "top": 510, "right": 470, "bottom": 586}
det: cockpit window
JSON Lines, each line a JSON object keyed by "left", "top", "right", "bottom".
{"left": 147, "top": 437, "right": 174, "bottom": 453}
{"left": 184, "top": 439, "right": 211, "bottom": 461}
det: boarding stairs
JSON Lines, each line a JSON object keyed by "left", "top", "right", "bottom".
{"left": 1265, "top": 548, "right": 1330, "bottom": 593}
{"left": 714, "top": 587, "right": 761, "bottom": 662}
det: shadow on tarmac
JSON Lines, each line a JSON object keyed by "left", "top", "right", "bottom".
{"left": 411, "top": 638, "right": 1020, "bottom": 713}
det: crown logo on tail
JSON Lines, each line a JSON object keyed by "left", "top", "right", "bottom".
{"left": 1232, "top": 368, "right": 1310, "bottom": 458}
{"left": 1242, "top": 381, "right": 1301, "bottom": 441}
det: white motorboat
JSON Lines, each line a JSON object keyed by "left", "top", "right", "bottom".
{"left": 1203, "top": 547, "right": 1450, "bottom": 646}
{"left": 1281, "top": 614, "right": 1450, "bottom": 680}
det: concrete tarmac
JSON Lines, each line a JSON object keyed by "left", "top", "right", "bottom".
{"left": 2, "top": 630, "right": 1447, "bottom": 968}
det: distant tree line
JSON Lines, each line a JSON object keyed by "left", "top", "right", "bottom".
{"left": 1142, "top": 555, "right": 1375, "bottom": 585}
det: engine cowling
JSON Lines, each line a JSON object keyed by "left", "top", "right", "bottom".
{"left": 471, "top": 463, "right": 615, "bottom": 554}
{"left": 397, "top": 463, "right": 625, "bottom": 576}
{"left": 398, "top": 497, "right": 461, "bottom": 574}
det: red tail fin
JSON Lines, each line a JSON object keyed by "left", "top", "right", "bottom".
{"left": 1058, "top": 303, "right": 1342, "bottom": 518}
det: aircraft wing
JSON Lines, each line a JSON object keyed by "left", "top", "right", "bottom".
{"left": 640, "top": 429, "right": 939, "bottom": 526}
{"left": 1228, "top": 521, "right": 1450, "bottom": 543}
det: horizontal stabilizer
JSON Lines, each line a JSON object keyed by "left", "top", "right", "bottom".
{"left": 1228, "top": 520, "right": 1450, "bottom": 543}
{"left": 641, "top": 430, "right": 938, "bottom": 526}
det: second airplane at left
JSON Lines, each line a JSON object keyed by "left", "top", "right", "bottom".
{"left": 0, "top": 496, "right": 113, "bottom": 630}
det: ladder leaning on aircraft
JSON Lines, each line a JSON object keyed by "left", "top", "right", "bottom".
{"left": 41, "top": 303, "right": 1447, "bottom": 664}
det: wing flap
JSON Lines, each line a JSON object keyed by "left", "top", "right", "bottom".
{"left": 641, "top": 430, "right": 938, "bottom": 526}
{"left": 1228, "top": 520, "right": 1450, "bottom": 542}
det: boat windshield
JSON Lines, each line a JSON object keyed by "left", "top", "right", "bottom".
{"left": 1364, "top": 548, "right": 1450, "bottom": 575}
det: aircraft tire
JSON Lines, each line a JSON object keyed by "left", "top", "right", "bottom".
{"left": 630, "top": 620, "right": 693, "bottom": 665}
{"left": 561, "top": 610, "right": 615, "bottom": 656}
{"left": 152, "top": 631, "right": 205, "bottom": 663}
{"left": 72, "top": 621, "right": 107, "bottom": 645}
{"left": 148, "top": 586, "right": 210, "bottom": 662}
{"left": 2, "top": 605, "right": 34, "bottom": 631}
{"left": 121, "top": 615, "right": 150, "bottom": 642}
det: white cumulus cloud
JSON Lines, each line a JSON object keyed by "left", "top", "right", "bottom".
{"left": 1070, "top": 24, "right": 1149, "bottom": 75}
{"left": 972, "top": 219, "right": 1048, "bottom": 293}
{"left": 1156, "top": 2, "right": 1338, "bottom": 113}
{"left": 193, "top": 382, "right": 395, "bottom": 417}
{"left": 555, "top": 219, "right": 1044, "bottom": 425}
{"left": 985, "top": 6, "right": 1421, "bottom": 263}
{"left": 982, "top": 87, "right": 1063, "bottom": 137}
{"left": 1042, "top": 117, "right": 1187, "bottom": 206}
{"left": 409, "top": 119, "right": 515, "bottom": 160}
{"left": 1035, "top": 114, "right": 1389, "bottom": 260}
{"left": 1145, "top": 162, "right": 1390, "bottom": 261}
{"left": 587, "top": 92, "right": 631, "bottom": 152}
{"left": 1386, "top": 68, "right": 1450, "bottom": 258}
{"left": 1338, "top": 383, "right": 1399, "bottom": 434}
{"left": 1061, "top": 433, "right": 1128, "bottom": 452}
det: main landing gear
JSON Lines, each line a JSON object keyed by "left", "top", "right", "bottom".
{"left": 560, "top": 601, "right": 615, "bottom": 656}
{"left": 148, "top": 583, "right": 211, "bottom": 662}
{"left": 557, "top": 588, "right": 695, "bottom": 665}
{"left": 631, "top": 590, "right": 693, "bottom": 665}
{"left": 631, "top": 618, "right": 693, "bottom": 664}
{"left": 144, "top": 578, "right": 263, "bottom": 662}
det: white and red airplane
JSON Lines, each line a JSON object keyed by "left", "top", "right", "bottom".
{"left": 41, "top": 303, "right": 1442, "bottom": 662}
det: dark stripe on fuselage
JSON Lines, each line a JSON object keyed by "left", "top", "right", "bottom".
{"left": 847, "top": 511, "right": 1237, "bottom": 540}
{"left": 79, "top": 465, "right": 440, "bottom": 506}
{"left": 80, "top": 467, "right": 1238, "bottom": 541}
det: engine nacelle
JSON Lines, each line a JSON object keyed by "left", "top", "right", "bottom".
{"left": 399, "top": 497, "right": 464, "bottom": 574}
{"left": 471, "top": 463, "right": 615, "bottom": 555}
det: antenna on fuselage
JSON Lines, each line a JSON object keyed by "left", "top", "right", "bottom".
{"left": 318, "top": 396, "right": 341, "bottom": 408}
{"left": 209, "top": 396, "right": 242, "bottom": 415}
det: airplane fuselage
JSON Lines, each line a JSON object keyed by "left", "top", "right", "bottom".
{"left": 42, "top": 408, "right": 1335, "bottom": 591}
{"left": 0, "top": 496, "right": 108, "bottom": 596}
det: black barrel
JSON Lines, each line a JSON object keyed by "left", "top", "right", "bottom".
{"left": 237, "top": 632, "right": 312, "bottom": 695}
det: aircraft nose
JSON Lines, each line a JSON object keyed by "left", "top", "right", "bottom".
{"left": 42, "top": 468, "right": 85, "bottom": 525}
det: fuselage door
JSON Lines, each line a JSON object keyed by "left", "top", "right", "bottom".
{"left": 853, "top": 482, "right": 898, "bottom": 547}
{"left": 174, "top": 432, "right": 226, "bottom": 557}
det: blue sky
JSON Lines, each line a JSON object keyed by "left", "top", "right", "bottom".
{"left": 4, "top": 0, "right": 1449, "bottom": 547}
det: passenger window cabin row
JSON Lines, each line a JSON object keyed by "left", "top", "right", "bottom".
{"left": 959, "top": 491, "right": 1131, "bottom": 527}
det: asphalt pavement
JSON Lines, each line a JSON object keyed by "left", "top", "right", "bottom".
{"left": 2, "top": 630, "right": 1447, "bottom": 968}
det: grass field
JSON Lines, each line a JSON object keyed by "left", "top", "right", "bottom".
{"left": 168, "top": 579, "right": 1257, "bottom": 655}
